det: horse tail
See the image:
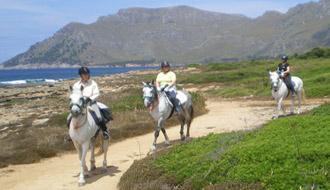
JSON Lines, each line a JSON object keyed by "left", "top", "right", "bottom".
{"left": 190, "top": 105, "right": 194, "bottom": 124}
{"left": 301, "top": 88, "right": 306, "bottom": 104}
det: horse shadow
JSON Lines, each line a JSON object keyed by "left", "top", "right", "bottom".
{"left": 272, "top": 113, "right": 296, "bottom": 119}
{"left": 154, "top": 137, "right": 195, "bottom": 151}
{"left": 73, "top": 165, "right": 121, "bottom": 184}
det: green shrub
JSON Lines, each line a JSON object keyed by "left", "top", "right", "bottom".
{"left": 310, "top": 102, "right": 330, "bottom": 116}
{"left": 124, "top": 102, "right": 330, "bottom": 190}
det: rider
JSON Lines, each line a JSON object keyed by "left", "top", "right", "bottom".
{"left": 277, "top": 55, "right": 296, "bottom": 96}
{"left": 155, "top": 61, "right": 183, "bottom": 114}
{"left": 66, "top": 66, "right": 110, "bottom": 141}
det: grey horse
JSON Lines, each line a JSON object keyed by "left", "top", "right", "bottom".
{"left": 142, "top": 80, "right": 194, "bottom": 152}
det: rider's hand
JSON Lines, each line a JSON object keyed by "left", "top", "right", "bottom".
{"left": 85, "top": 97, "right": 92, "bottom": 103}
{"left": 157, "top": 87, "right": 161, "bottom": 92}
{"left": 164, "top": 87, "right": 169, "bottom": 92}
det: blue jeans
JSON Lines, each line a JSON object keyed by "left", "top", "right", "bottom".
{"left": 166, "top": 91, "right": 181, "bottom": 111}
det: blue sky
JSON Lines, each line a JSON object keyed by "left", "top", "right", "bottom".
{"left": 0, "top": 0, "right": 317, "bottom": 63}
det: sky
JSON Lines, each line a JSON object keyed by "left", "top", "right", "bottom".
{"left": 0, "top": 0, "right": 318, "bottom": 64}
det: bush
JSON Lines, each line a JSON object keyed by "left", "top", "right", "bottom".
{"left": 121, "top": 102, "right": 330, "bottom": 190}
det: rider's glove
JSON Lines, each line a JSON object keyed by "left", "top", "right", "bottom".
{"left": 157, "top": 87, "right": 161, "bottom": 92}
{"left": 85, "top": 97, "right": 92, "bottom": 103}
{"left": 164, "top": 87, "right": 169, "bottom": 92}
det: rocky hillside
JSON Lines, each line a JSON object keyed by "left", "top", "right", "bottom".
{"left": 2, "top": 0, "right": 330, "bottom": 68}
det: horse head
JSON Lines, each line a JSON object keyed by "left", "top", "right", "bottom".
{"left": 69, "top": 92, "right": 88, "bottom": 117}
{"left": 142, "top": 80, "right": 157, "bottom": 107}
{"left": 269, "top": 71, "right": 280, "bottom": 91}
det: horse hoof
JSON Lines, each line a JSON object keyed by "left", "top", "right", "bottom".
{"left": 164, "top": 141, "right": 171, "bottom": 146}
{"left": 150, "top": 146, "right": 156, "bottom": 152}
{"left": 101, "top": 168, "right": 107, "bottom": 173}
{"left": 84, "top": 174, "right": 89, "bottom": 178}
{"left": 181, "top": 135, "right": 186, "bottom": 141}
{"left": 78, "top": 182, "right": 85, "bottom": 186}
{"left": 90, "top": 166, "right": 96, "bottom": 171}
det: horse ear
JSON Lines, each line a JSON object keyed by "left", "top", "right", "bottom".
{"left": 151, "top": 80, "right": 154, "bottom": 85}
{"left": 70, "top": 85, "right": 73, "bottom": 92}
{"left": 269, "top": 71, "right": 272, "bottom": 75}
{"left": 142, "top": 81, "right": 147, "bottom": 86}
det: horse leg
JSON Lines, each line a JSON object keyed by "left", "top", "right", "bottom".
{"left": 297, "top": 91, "right": 302, "bottom": 114}
{"left": 290, "top": 95, "right": 295, "bottom": 114}
{"left": 274, "top": 98, "right": 283, "bottom": 119}
{"left": 78, "top": 141, "right": 90, "bottom": 186}
{"left": 179, "top": 115, "right": 186, "bottom": 141}
{"left": 73, "top": 141, "right": 83, "bottom": 160}
{"left": 186, "top": 106, "right": 194, "bottom": 139}
{"left": 160, "top": 127, "right": 170, "bottom": 146}
{"left": 90, "top": 138, "right": 96, "bottom": 171}
{"left": 102, "top": 137, "right": 109, "bottom": 173}
{"left": 151, "top": 119, "right": 163, "bottom": 152}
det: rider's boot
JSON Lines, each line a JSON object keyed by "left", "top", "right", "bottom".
{"left": 174, "top": 101, "right": 183, "bottom": 115}
{"left": 99, "top": 121, "right": 110, "bottom": 140}
{"left": 292, "top": 89, "right": 296, "bottom": 97}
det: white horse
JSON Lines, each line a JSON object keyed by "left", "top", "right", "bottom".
{"left": 269, "top": 71, "right": 305, "bottom": 119}
{"left": 142, "top": 80, "right": 194, "bottom": 152}
{"left": 69, "top": 91, "right": 109, "bottom": 186}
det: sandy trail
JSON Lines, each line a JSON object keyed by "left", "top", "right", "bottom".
{"left": 0, "top": 98, "right": 325, "bottom": 190}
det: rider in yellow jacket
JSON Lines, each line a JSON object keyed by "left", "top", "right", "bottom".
{"left": 156, "top": 61, "right": 183, "bottom": 114}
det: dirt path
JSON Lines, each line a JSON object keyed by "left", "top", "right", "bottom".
{"left": 0, "top": 98, "right": 326, "bottom": 190}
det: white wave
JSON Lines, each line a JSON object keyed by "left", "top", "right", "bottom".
{"left": 0, "top": 80, "right": 27, "bottom": 85}
{"left": 0, "top": 78, "right": 60, "bottom": 85}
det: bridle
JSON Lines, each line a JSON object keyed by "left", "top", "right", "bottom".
{"left": 143, "top": 85, "right": 159, "bottom": 110}
{"left": 270, "top": 74, "right": 282, "bottom": 92}
{"left": 69, "top": 95, "right": 88, "bottom": 130}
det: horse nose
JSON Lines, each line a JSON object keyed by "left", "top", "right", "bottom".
{"left": 144, "top": 100, "right": 149, "bottom": 107}
{"left": 71, "top": 109, "right": 79, "bottom": 116}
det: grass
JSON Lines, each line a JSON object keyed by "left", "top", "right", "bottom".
{"left": 180, "top": 58, "right": 329, "bottom": 98}
{"left": 119, "top": 102, "right": 330, "bottom": 190}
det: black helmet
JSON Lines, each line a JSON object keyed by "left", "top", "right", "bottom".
{"left": 160, "top": 61, "right": 170, "bottom": 68}
{"left": 281, "top": 55, "right": 288, "bottom": 60}
{"left": 78, "top": 66, "right": 90, "bottom": 75}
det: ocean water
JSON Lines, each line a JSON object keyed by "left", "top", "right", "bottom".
{"left": 0, "top": 67, "right": 158, "bottom": 86}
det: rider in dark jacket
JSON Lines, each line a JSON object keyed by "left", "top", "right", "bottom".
{"left": 277, "top": 55, "right": 296, "bottom": 96}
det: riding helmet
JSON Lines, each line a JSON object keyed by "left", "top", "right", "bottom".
{"left": 160, "top": 61, "right": 170, "bottom": 68}
{"left": 281, "top": 55, "right": 288, "bottom": 60}
{"left": 78, "top": 66, "right": 90, "bottom": 75}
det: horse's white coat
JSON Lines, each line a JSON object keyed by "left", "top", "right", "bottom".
{"left": 269, "top": 71, "right": 305, "bottom": 119}
{"left": 142, "top": 81, "right": 194, "bottom": 152}
{"left": 69, "top": 93, "right": 109, "bottom": 186}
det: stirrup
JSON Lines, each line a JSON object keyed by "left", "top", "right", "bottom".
{"left": 103, "top": 131, "right": 110, "bottom": 140}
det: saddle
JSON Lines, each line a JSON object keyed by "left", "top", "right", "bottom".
{"left": 88, "top": 102, "right": 113, "bottom": 126}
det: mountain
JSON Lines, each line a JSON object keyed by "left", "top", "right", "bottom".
{"left": 2, "top": 0, "right": 330, "bottom": 68}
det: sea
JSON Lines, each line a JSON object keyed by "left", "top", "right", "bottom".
{"left": 0, "top": 67, "right": 158, "bottom": 86}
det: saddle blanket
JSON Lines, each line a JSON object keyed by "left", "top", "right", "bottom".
{"left": 176, "top": 91, "right": 188, "bottom": 104}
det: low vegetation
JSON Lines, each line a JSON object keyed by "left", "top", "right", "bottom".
{"left": 119, "top": 48, "right": 330, "bottom": 189}
{"left": 119, "top": 101, "right": 330, "bottom": 190}
{"left": 180, "top": 54, "right": 329, "bottom": 98}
